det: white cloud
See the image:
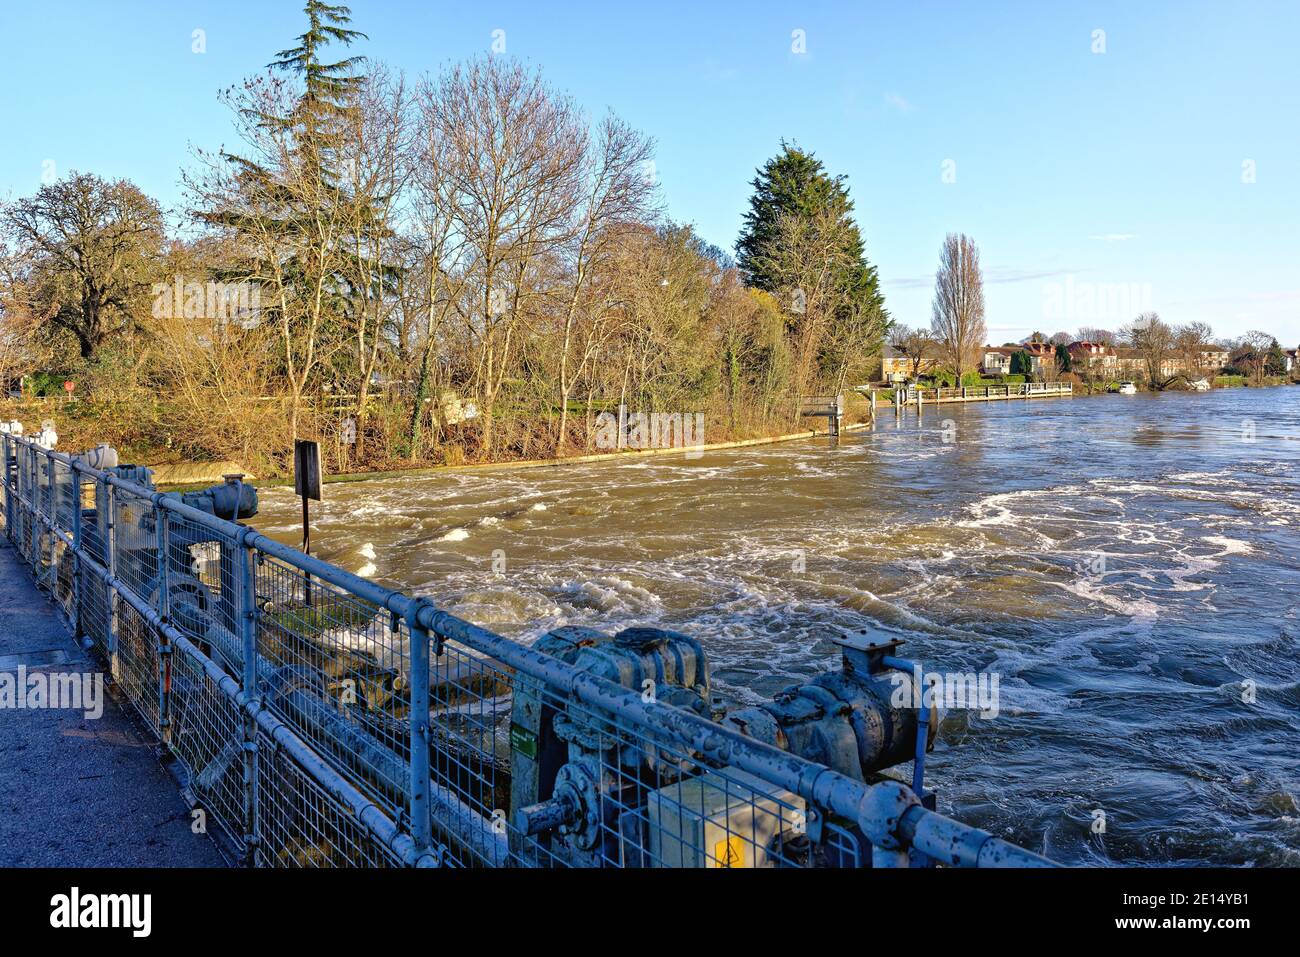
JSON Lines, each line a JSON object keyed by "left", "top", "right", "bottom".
{"left": 883, "top": 92, "right": 913, "bottom": 113}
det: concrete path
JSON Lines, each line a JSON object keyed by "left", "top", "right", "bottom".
{"left": 0, "top": 540, "right": 224, "bottom": 866}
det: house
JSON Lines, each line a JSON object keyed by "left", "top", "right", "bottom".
{"left": 1067, "top": 341, "right": 1118, "bottom": 377}
{"left": 980, "top": 346, "right": 1017, "bottom": 376}
{"left": 1021, "top": 342, "right": 1058, "bottom": 376}
{"left": 1198, "top": 347, "right": 1230, "bottom": 372}
{"left": 881, "top": 344, "right": 939, "bottom": 382}
{"left": 1112, "top": 346, "right": 1179, "bottom": 380}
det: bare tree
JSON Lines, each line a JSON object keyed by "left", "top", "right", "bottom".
{"left": 888, "top": 323, "right": 938, "bottom": 380}
{"left": 424, "top": 57, "right": 586, "bottom": 454}
{"left": 1174, "top": 320, "right": 1215, "bottom": 379}
{"left": 1077, "top": 326, "right": 1118, "bottom": 345}
{"left": 1125, "top": 312, "right": 1175, "bottom": 387}
{"left": 1240, "top": 329, "right": 1275, "bottom": 386}
{"left": 337, "top": 65, "right": 413, "bottom": 456}
{"left": 553, "top": 114, "right": 657, "bottom": 452}
{"left": 930, "top": 233, "right": 986, "bottom": 386}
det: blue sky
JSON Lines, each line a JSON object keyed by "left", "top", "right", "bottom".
{"left": 2, "top": 0, "right": 1297, "bottom": 344}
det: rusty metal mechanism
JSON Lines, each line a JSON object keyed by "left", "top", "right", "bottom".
{"left": 510, "top": 625, "right": 953, "bottom": 867}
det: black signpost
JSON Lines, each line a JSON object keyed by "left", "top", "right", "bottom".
{"left": 294, "top": 439, "right": 322, "bottom": 604}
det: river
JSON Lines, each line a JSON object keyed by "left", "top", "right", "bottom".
{"left": 254, "top": 386, "right": 1300, "bottom": 866}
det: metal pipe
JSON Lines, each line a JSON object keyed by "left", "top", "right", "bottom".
{"left": 405, "top": 603, "right": 433, "bottom": 863}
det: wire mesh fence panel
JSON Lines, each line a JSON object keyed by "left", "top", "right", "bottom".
{"left": 161, "top": 510, "right": 248, "bottom": 679}
{"left": 77, "top": 561, "right": 112, "bottom": 656}
{"left": 255, "top": 727, "right": 405, "bottom": 868}
{"left": 113, "top": 487, "right": 158, "bottom": 607}
{"left": 52, "top": 458, "right": 76, "bottom": 531}
{"left": 168, "top": 641, "right": 248, "bottom": 855}
{"left": 35, "top": 450, "right": 51, "bottom": 523}
{"left": 253, "top": 554, "right": 410, "bottom": 817}
{"left": 51, "top": 536, "right": 76, "bottom": 623}
{"left": 115, "top": 598, "right": 162, "bottom": 734}
{"left": 428, "top": 639, "right": 515, "bottom": 839}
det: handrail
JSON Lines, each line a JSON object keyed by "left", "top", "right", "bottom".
{"left": 1, "top": 433, "right": 1054, "bottom": 869}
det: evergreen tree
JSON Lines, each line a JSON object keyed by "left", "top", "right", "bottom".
{"left": 735, "top": 141, "right": 885, "bottom": 317}
{"left": 1055, "top": 342, "right": 1071, "bottom": 373}
{"left": 193, "top": 0, "right": 372, "bottom": 439}
{"left": 1266, "top": 338, "right": 1287, "bottom": 376}
{"left": 269, "top": 1, "right": 368, "bottom": 179}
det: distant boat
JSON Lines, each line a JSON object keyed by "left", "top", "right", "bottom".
{"left": 1189, "top": 378, "right": 1211, "bottom": 392}
{"left": 1115, "top": 381, "right": 1138, "bottom": 395}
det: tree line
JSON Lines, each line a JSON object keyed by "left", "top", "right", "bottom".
{"left": 891, "top": 245, "right": 1294, "bottom": 390}
{"left": 0, "top": 1, "right": 887, "bottom": 473}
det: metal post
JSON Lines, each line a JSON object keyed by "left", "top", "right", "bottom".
{"left": 103, "top": 476, "right": 118, "bottom": 668}
{"left": 1, "top": 435, "right": 9, "bottom": 540}
{"left": 38, "top": 451, "right": 53, "bottom": 582}
{"left": 239, "top": 538, "right": 261, "bottom": 865}
{"left": 154, "top": 502, "right": 172, "bottom": 745}
{"left": 407, "top": 604, "right": 433, "bottom": 864}
{"left": 69, "top": 463, "right": 82, "bottom": 641}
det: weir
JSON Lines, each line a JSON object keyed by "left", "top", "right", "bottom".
{"left": 1, "top": 432, "right": 1054, "bottom": 869}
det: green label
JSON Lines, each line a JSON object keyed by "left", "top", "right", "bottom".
{"left": 510, "top": 722, "right": 538, "bottom": 759}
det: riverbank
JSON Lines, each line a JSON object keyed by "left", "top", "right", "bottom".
{"left": 11, "top": 379, "right": 1295, "bottom": 490}
{"left": 1, "top": 396, "right": 875, "bottom": 488}
{"left": 163, "top": 417, "right": 875, "bottom": 491}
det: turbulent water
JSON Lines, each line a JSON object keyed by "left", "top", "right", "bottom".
{"left": 254, "top": 387, "right": 1300, "bottom": 866}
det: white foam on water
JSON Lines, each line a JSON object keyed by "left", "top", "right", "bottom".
{"left": 1202, "top": 535, "right": 1253, "bottom": 556}
{"left": 440, "top": 528, "right": 469, "bottom": 542}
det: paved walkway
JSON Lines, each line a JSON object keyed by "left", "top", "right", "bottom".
{"left": 0, "top": 540, "right": 224, "bottom": 866}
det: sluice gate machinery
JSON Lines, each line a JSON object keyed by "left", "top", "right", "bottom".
{"left": 1, "top": 432, "right": 1053, "bottom": 869}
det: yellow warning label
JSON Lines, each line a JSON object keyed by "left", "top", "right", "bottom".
{"left": 713, "top": 836, "right": 745, "bottom": 868}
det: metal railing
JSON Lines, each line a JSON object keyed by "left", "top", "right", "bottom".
{"left": 1, "top": 432, "right": 1053, "bottom": 869}
{"left": 902, "top": 382, "right": 1074, "bottom": 403}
